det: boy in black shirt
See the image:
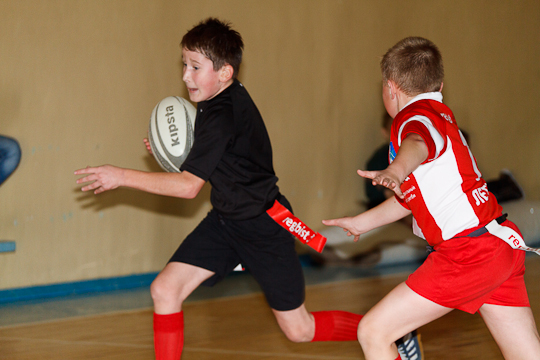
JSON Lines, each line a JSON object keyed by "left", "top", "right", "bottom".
{"left": 75, "top": 18, "right": 421, "bottom": 360}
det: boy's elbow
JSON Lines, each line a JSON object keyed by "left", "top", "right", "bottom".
{"left": 183, "top": 186, "right": 200, "bottom": 199}
{"left": 183, "top": 176, "right": 205, "bottom": 199}
{"left": 173, "top": 171, "right": 205, "bottom": 199}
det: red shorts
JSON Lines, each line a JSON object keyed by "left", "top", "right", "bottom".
{"left": 406, "top": 220, "right": 530, "bottom": 314}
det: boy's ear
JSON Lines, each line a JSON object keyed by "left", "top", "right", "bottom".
{"left": 388, "top": 80, "right": 398, "bottom": 99}
{"left": 219, "top": 64, "right": 234, "bottom": 83}
{"left": 439, "top": 82, "right": 444, "bottom": 92}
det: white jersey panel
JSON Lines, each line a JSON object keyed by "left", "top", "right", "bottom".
{"left": 412, "top": 138, "right": 480, "bottom": 240}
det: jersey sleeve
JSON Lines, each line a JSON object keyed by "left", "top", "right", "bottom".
{"left": 397, "top": 115, "right": 446, "bottom": 163}
{"left": 180, "top": 107, "right": 234, "bottom": 181}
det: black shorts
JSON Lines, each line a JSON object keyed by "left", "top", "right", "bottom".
{"left": 169, "top": 198, "right": 305, "bottom": 311}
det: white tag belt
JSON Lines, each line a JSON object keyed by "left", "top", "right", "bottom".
{"left": 483, "top": 217, "right": 540, "bottom": 256}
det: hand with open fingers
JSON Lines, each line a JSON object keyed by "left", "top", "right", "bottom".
{"left": 74, "top": 165, "right": 124, "bottom": 194}
{"left": 143, "top": 138, "right": 153, "bottom": 155}
{"left": 322, "top": 217, "right": 363, "bottom": 242}
{"left": 357, "top": 168, "right": 404, "bottom": 198}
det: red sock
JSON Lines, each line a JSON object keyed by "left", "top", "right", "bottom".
{"left": 311, "top": 311, "right": 363, "bottom": 341}
{"left": 154, "top": 312, "right": 184, "bottom": 360}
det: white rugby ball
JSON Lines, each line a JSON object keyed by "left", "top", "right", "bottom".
{"left": 148, "top": 96, "right": 196, "bottom": 172}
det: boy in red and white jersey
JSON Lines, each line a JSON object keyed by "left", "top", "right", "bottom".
{"left": 324, "top": 37, "right": 540, "bottom": 360}
{"left": 389, "top": 92, "right": 501, "bottom": 245}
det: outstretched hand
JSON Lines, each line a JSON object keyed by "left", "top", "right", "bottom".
{"left": 74, "top": 165, "right": 124, "bottom": 194}
{"left": 357, "top": 168, "right": 404, "bottom": 198}
{"left": 358, "top": 133, "right": 428, "bottom": 199}
{"left": 322, "top": 216, "right": 362, "bottom": 242}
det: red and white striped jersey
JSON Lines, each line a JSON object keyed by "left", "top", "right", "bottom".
{"left": 389, "top": 92, "right": 502, "bottom": 246}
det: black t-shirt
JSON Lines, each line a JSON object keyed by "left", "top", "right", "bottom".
{"left": 180, "top": 80, "right": 280, "bottom": 220}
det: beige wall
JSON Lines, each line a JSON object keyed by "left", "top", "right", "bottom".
{"left": 1, "top": 0, "right": 539, "bottom": 289}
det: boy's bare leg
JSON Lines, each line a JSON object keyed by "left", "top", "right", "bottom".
{"left": 358, "top": 282, "right": 452, "bottom": 360}
{"left": 151, "top": 262, "right": 214, "bottom": 313}
{"left": 272, "top": 304, "right": 316, "bottom": 342}
{"left": 273, "top": 304, "right": 366, "bottom": 343}
{"left": 151, "top": 262, "right": 214, "bottom": 360}
{"left": 479, "top": 304, "right": 540, "bottom": 360}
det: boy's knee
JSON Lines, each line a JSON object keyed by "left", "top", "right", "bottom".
{"left": 150, "top": 278, "right": 166, "bottom": 302}
{"left": 150, "top": 276, "right": 184, "bottom": 307}
{"left": 357, "top": 317, "right": 370, "bottom": 346}
{"left": 357, "top": 316, "right": 385, "bottom": 349}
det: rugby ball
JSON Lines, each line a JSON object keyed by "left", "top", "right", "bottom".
{"left": 148, "top": 96, "right": 196, "bottom": 172}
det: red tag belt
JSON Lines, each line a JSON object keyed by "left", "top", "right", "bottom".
{"left": 266, "top": 200, "right": 327, "bottom": 253}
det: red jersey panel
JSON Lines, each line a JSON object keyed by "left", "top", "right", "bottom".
{"left": 389, "top": 94, "right": 502, "bottom": 246}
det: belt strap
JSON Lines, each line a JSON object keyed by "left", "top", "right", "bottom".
{"left": 467, "top": 214, "right": 540, "bottom": 256}
{"left": 484, "top": 218, "right": 540, "bottom": 255}
{"left": 465, "top": 214, "right": 508, "bottom": 238}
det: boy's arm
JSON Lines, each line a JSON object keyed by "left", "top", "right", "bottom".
{"left": 322, "top": 196, "right": 411, "bottom": 242}
{"left": 358, "top": 133, "right": 428, "bottom": 198}
{"left": 75, "top": 165, "right": 206, "bottom": 199}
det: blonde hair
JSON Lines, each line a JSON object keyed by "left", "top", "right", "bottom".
{"left": 381, "top": 37, "right": 444, "bottom": 96}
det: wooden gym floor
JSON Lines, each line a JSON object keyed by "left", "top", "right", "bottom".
{"left": 0, "top": 255, "right": 539, "bottom": 360}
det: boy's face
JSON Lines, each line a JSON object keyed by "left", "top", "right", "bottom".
{"left": 182, "top": 48, "right": 232, "bottom": 103}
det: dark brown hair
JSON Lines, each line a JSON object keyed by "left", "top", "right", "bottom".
{"left": 181, "top": 18, "right": 244, "bottom": 78}
{"left": 381, "top": 37, "right": 444, "bottom": 96}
